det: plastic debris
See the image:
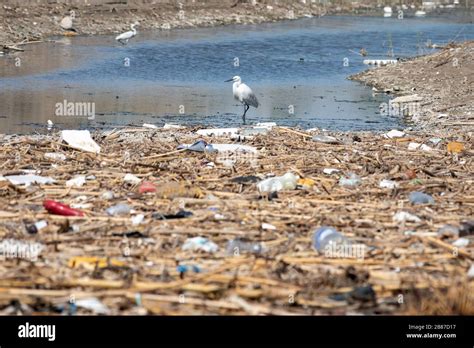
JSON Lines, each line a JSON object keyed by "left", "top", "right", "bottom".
{"left": 163, "top": 123, "right": 184, "bottom": 129}
{"left": 182, "top": 237, "right": 218, "bottom": 253}
{"left": 339, "top": 173, "right": 361, "bottom": 187}
{"left": 179, "top": 140, "right": 257, "bottom": 154}
{"left": 409, "top": 192, "right": 435, "bottom": 205}
{"left": 429, "top": 138, "right": 442, "bottom": 145}
{"left": 177, "top": 264, "right": 201, "bottom": 274}
{"left": 408, "top": 143, "right": 432, "bottom": 152}
{"left": 66, "top": 175, "right": 86, "bottom": 188}
{"left": 196, "top": 128, "right": 239, "bottom": 137}
{"left": 257, "top": 172, "right": 300, "bottom": 193}
{"left": 447, "top": 141, "right": 464, "bottom": 153}
{"left": 212, "top": 144, "right": 257, "bottom": 153}
{"left": 131, "top": 214, "right": 145, "bottom": 225}
{"left": 5, "top": 174, "right": 55, "bottom": 187}
{"left": 312, "top": 134, "right": 340, "bottom": 144}
{"left": 468, "top": 264, "right": 474, "bottom": 279}
{"left": 106, "top": 203, "right": 131, "bottom": 216}
{"left": 75, "top": 298, "right": 110, "bottom": 315}
{"left": 261, "top": 223, "right": 276, "bottom": 230}
{"left": 123, "top": 173, "right": 141, "bottom": 184}
{"left": 379, "top": 179, "right": 399, "bottom": 189}
{"left": 101, "top": 191, "right": 115, "bottom": 200}
{"left": 43, "top": 200, "right": 84, "bottom": 216}
{"left": 452, "top": 238, "right": 469, "bottom": 248}
{"left": 142, "top": 123, "right": 158, "bottom": 129}
{"left": 323, "top": 168, "right": 340, "bottom": 175}
{"left": 227, "top": 238, "right": 264, "bottom": 255}
{"left": 25, "top": 220, "right": 48, "bottom": 234}
{"left": 297, "top": 178, "right": 315, "bottom": 189}
{"left": 138, "top": 181, "right": 157, "bottom": 194}
{"left": 313, "top": 226, "right": 350, "bottom": 253}
{"left": 44, "top": 152, "right": 66, "bottom": 161}
{"left": 384, "top": 129, "right": 405, "bottom": 139}
{"left": 437, "top": 224, "right": 460, "bottom": 238}
{"left": 255, "top": 122, "right": 277, "bottom": 129}
{"left": 238, "top": 127, "right": 269, "bottom": 138}
{"left": 178, "top": 140, "right": 215, "bottom": 152}
{"left": 61, "top": 130, "right": 100, "bottom": 154}
{"left": 393, "top": 211, "right": 421, "bottom": 223}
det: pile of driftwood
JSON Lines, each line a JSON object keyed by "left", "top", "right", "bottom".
{"left": 0, "top": 126, "right": 472, "bottom": 315}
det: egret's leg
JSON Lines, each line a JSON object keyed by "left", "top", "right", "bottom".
{"left": 242, "top": 104, "right": 250, "bottom": 123}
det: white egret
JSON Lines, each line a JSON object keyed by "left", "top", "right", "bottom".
{"left": 115, "top": 22, "right": 139, "bottom": 45}
{"left": 60, "top": 10, "right": 76, "bottom": 32}
{"left": 225, "top": 76, "right": 259, "bottom": 122}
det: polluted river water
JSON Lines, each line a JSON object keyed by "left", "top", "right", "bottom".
{"left": 0, "top": 14, "right": 473, "bottom": 134}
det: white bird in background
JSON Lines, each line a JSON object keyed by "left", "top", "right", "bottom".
{"left": 225, "top": 76, "right": 259, "bottom": 123}
{"left": 115, "top": 22, "right": 139, "bottom": 45}
{"left": 60, "top": 10, "right": 76, "bottom": 32}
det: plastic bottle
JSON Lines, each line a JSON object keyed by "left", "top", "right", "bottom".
{"left": 227, "top": 239, "right": 264, "bottom": 255}
{"left": 106, "top": 203, "right": 131, "bottom": 216}
{"left": 257, "top": 172, "right": 299, "bottom": 193}
{"left": 313, "top": 226, "right": 350, "bottom": 252}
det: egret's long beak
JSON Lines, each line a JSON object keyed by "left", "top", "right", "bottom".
{"left": 225, "top": 78, "right": 233, "bottom": 82}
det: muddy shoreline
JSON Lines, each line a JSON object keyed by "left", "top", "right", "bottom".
{"left": 350, "top": 41, "right": 474, "bottom": 132}
{"left": 2, "top": 1, "right": 472, "bottom": 48}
